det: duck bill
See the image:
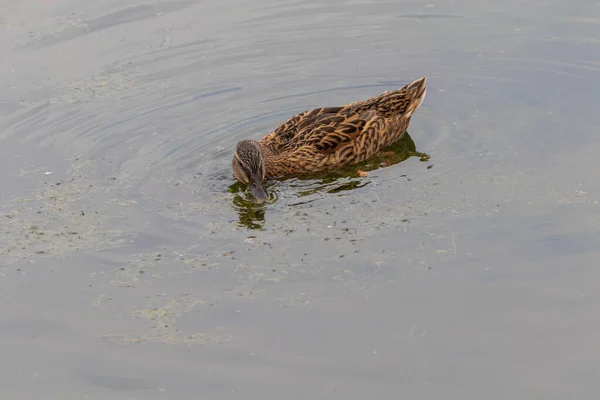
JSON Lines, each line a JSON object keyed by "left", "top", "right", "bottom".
{"left": 249, "top": 176, "right": 268, "bottom": 203}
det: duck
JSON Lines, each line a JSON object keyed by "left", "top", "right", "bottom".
{"left": 232, "top": 76, "right": 427, "bottom": 202}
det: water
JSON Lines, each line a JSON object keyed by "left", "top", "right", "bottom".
{"left": 1, "top": 0, "right": 599, "bottom": 398}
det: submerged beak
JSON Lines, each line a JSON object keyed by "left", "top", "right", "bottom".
{"left": 249, "top": 175, "right": 268, "bottom": 204}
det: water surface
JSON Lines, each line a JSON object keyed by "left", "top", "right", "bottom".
{"left": 1, "top": 0, "right": 600, "bottom": 398}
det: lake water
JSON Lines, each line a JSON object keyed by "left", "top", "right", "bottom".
{"left": 1, "top": 0, "right": 599, "bottom": 398}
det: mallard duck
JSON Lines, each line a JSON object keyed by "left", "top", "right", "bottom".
{"left": 232, "top": 76, "right": 427, "bottom": 202}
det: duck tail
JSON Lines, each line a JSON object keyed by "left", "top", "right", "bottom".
{"left": 374, "top": 76, "right": 427, "bottom": 118}
{"left": 402, "top": 76, "right": 427, "bottom": 118}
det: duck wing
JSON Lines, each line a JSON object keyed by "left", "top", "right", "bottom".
{"left": 260, "top": 107, "right": 343, "bottom": 153}
{"left": 297, "top": 109, "right": 378, "bottom": 154}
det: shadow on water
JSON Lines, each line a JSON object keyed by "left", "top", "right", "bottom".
{"left": 229, "top": 131, "right": 430, "bottom": 229}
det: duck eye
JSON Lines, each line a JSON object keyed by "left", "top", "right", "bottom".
{"left": 241, "top": 167, "right": 253, "bottom": 184}
{"left": 232, "top": 157, "right": 250, "bottom": 184}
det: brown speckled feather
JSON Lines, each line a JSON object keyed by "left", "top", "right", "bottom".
{"left": 257, "top": 77, "right": 427, "bottom": 179}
